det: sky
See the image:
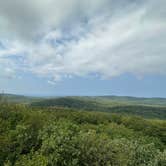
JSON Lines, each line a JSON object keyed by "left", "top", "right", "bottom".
{"left": 0, "top": 0, "right": 166, "bottom": 97}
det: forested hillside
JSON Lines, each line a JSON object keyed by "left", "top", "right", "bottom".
{"left": 0, "top": 104, "right": 166, "bottom": 166}
{"left": 3, "top": 94, "right": 166, "bottom": 107}
{"left": 96, "top": 96, "right": 166, "bottom": 107}
{"left": 0, "top": 95, "right": 166, "bottom": 165}
{"left": 0, "top": 94, "right": 41, "bottom": 104}
{"left": 31, "top": 97, "right": 166, "bottom": 119}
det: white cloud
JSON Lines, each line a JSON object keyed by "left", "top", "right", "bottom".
{"left": 0, "top": 0, "right": 166, "bottom": 83}
{"left": 0, "top": 58, "right": 16, "bottom": 79}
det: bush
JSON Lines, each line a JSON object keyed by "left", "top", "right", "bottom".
{"left": 0, "top": 104, "right": 165, "bottom": 166}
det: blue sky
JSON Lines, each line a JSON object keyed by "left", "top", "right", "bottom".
{"left": 1, "top": 73, "right": 166, "bottom": 97}
{"left": 0, "top": 0, "right": 166, "bottom": 97}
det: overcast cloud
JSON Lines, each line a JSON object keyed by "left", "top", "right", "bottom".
{"left": 0, "top": 0, "right": 166, "bottom": 82}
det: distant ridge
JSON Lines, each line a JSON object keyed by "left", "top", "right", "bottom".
{"left": 95, "top": 95, "right": 166, "bottom": 106}
{"left": 0, "top": 93, "right": 41, "bottom": 104}
{"left": 2, "top": 93, "right": 166, "bottom": 106}
{"left": 98, "top": 95, "right": 166, "bottom": 99}
{"left": 30, "top": 96, "right": 166, "bottom": 119}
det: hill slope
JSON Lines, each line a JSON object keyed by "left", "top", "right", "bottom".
{"left": 96, "top": 96, "right": 166, "bottom": 107}
{"left": 31, "top": 97, "right": 166, "bottom": 119}
{"left": 0, "top": 94, "right": 41, "bottom": 104}
{"left": 0, "top": 104, "right": 165, "bottom": 165}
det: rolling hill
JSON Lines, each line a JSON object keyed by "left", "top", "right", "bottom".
{"left": 95, "top": 96, "right": 166, "bottom": 107}
{"left": 31, "top": 96, "right": 166, "bottom": 119}
{"left": 0, "top": 93, "right": 41, "bottom": 104}
{"left": 1, "top": 94, "right": 166, "bottom": 119}
{"left": 0, "top": 94, "right": 166, "bottom": 165}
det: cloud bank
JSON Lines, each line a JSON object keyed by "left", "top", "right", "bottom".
{"left": 0, "top": 0, "right": 166, "bottom": 82}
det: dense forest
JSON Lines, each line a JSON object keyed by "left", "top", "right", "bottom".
{"left": 0, "top": 95, "right": 166, "bottom": 165}
{"left": 31, "top": 97, "right": 166, "bottom": 119}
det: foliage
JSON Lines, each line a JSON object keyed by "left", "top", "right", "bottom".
{"left": 31, "top": 97, "right": 166, "bottom": 119}
{"left": 0, "top": 104, "right": 165, "bottom": 166}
